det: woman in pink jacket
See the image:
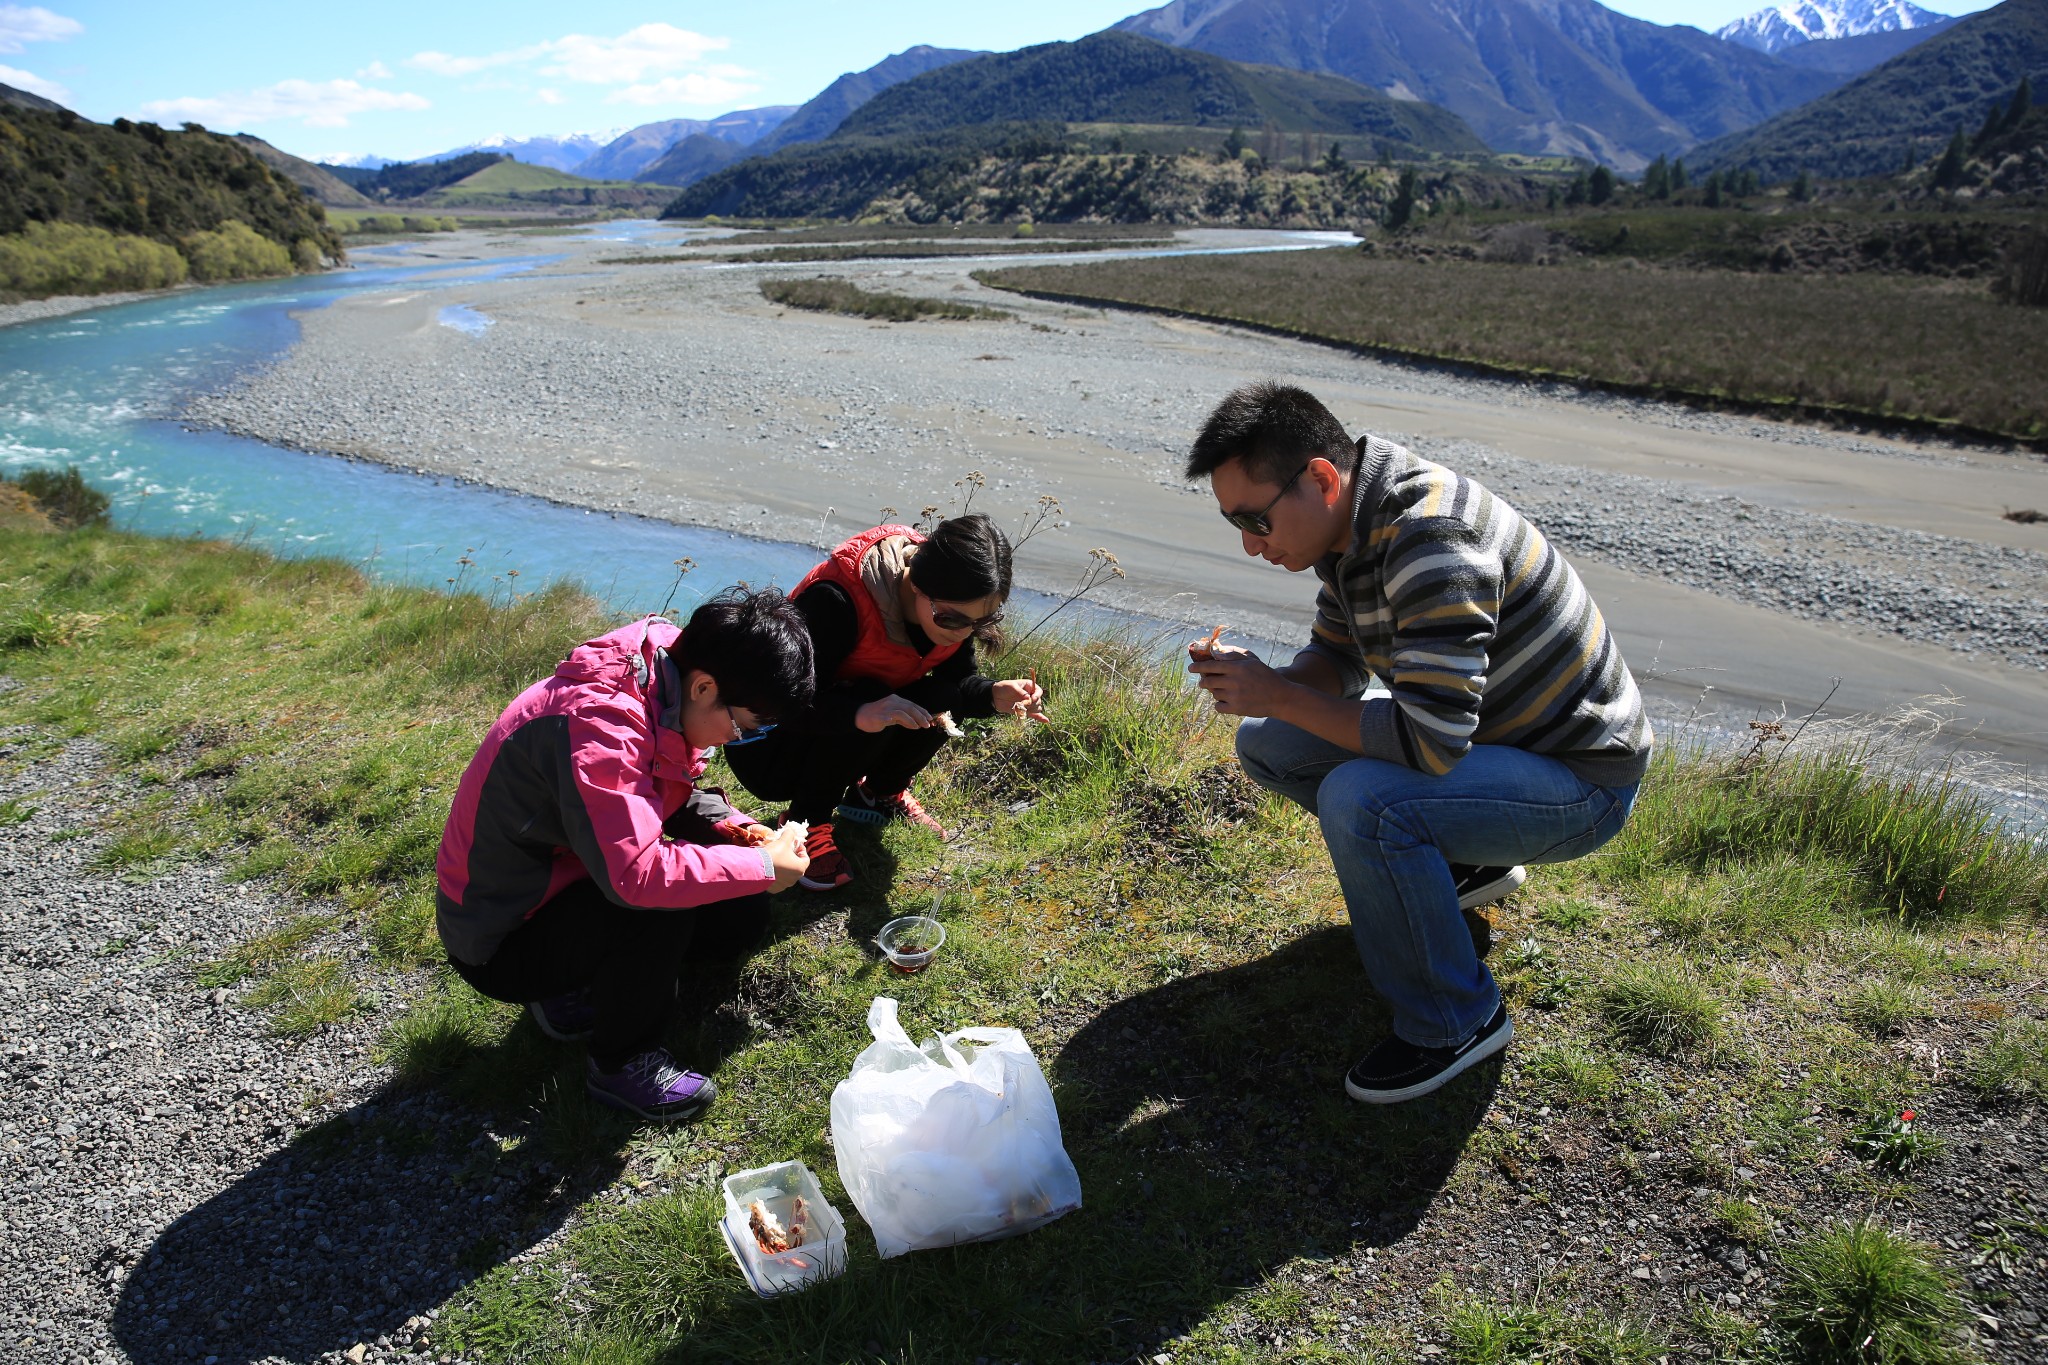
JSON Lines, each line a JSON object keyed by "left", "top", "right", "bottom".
{"left": 435, "top": 588, "right": 814, "bottom": 1122}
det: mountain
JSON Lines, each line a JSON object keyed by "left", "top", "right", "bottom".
{"left": 232, "top": 135, "right": 372, "bottom": 207}
{"left": 1113, "top": 0, "right": 1845, "bottom": 168}
{"left": 572, "top": 106, "right": 796, "bottom": 181}
{"left": 0, "top": 81, "right": 68, "bottom": 115}
{"left": 838, "top": 31, "right": 1486, "bottom": 149}
{"left": 320, "top": 153, "right": 396, "bottom": 170}
{"left": 1769, "top": 21, "right": 1957, "bottom": 74}
{"left": 751, "top": 46, "right": 987, "bottom": 154}
{"left": 633, "top": 132, "right": 752, "bottom": 186}
{"left": 420, "top": 131, "right": 623, "bottom": 171}
{"left": 1693, "top": 0, "right": 2048, "bottom": 179}
{"left": 1714, "top": 0, "right": 1951, "bottom": 53}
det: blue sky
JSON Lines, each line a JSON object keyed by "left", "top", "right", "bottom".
{"left": 1, "top": 0, "right": 2002, "bottom": 163}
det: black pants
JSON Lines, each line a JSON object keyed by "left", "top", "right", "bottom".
{"left": 450, "top": 881, "right": 770, "bottom": 1071}
{"left": 726, "top": 689, "right": 950, "bottom": 825}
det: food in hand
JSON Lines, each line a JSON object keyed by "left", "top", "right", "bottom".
{"left": 1190, "top": 624, "right": 1225, "bottom": 658}
{"left": 717, "top": 820, "right": 773, "bottom": 847}
{"left": 936, "top": 711, "right": 968, "bottom": 739}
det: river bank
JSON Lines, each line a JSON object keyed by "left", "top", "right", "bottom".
{"left": 174, "top": 224, "right": 2048, "bottom": 767}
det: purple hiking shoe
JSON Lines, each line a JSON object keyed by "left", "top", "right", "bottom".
{"left": 585, "top": 1049, "right": 717, "bottom": 1122}
{"left": 527, "top": 989, "right": 597, "bottom": 1043}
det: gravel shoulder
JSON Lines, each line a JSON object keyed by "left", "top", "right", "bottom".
{"left": 179, "top": 227, "right": 2048, "bottom": 765}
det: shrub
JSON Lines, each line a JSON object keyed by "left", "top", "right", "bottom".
{"left": 0, "top": 221, "right": 188, "bottom": 297}
{"left": 12, "top": 466, "right": 111, "bottom": 528}
{"left": 759, "top": 276, "right": 1010, "bottom": 321}
{"left": 180, "top": 220, "right": 296, "bottom": 282}
{"left": 1771, "top": 1219, "right": 1970, "bottom": 1364}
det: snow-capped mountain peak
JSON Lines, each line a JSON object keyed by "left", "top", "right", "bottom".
{"left": 1714, "top": 0, "right": 1949, "bottom": 53}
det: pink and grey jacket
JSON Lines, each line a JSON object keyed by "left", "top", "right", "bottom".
{"left": 435, "top": 617, "right": 776, "bottom": 966}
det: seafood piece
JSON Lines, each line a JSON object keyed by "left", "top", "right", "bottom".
{"left": 936, "top": 711, "right": 968, "bottom": 739}
{"left": 787, "top": 1196, "right": 811, "bottom": 1249}
{"left": 748, "top": 1200, "right": 790, "bottom": 1254}
{"left": 1190, "top": 624, "right": 1225, "bottom": 658}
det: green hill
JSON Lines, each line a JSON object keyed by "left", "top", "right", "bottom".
{"left": 0, "top": 107, "right": 341, "bottom": 250}
{"left": 233, "top": 135, "right": 371, "bottom": 208}
{"left": 423, "top": 157, "right": 671, "bottom": 209}
{"left": 838, "top": 30, "right": 1483, "bottom": 151}
{"left": 1693, "top": 0, "right": 2048, "bottom": 181}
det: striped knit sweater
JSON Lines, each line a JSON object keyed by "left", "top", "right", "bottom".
{"left": 1304, "top": 435, "right": 1652, "bottom": 786}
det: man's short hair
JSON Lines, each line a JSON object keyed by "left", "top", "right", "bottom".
{"left": 681, "top": 587, "right": 814, "bottom": 721}
{"left": 1186, "top": 382, "right": 1358, "bottom": 485}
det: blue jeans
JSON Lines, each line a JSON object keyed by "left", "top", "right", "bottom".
{"left": 1236, "top": 717, "right": 1639, "bottom": 1050}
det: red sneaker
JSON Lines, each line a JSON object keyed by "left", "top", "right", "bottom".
{"left": 797, "top": 820, "right": 852, "bottom": 892}
{"left": 839, "top": 782, "right": 953, "bottom": 841}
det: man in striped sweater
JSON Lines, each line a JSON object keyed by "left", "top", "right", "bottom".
{"left": 1187, "top": 383, "right": 1652, "bottom": 1104}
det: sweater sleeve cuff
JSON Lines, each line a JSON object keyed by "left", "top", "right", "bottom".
{"left": 1356, "top": 697, "right": 1407, "bottom": 764}
{"left": 1304, "top": 638, "right": 1371, "bottom": 699}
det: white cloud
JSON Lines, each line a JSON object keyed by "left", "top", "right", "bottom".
{"left": 534, "top": 87, "right": 564, "bottom": 105}
{"left": 137, "top": 78, "right": 430, "bottom": 130}
{"left": 407, "top": 23, "right": 731, "bottom": 86}
{"left": 605, "top": 69, "right": 757, "bottom": 108}
{"left": 0, "top": 59, "right": 67, "bottom": 102}
{"left": 0, "top": 4, "right": 80, "bottom": 54}
{"left": 356, "top": 59, "right": 391, "bottom": 80}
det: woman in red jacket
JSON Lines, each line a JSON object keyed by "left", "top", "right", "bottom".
{"left": 435, "top": 588, "right": 814, "bottom": 1122}
{"left": 725, "top": 514, "right": 1045, "bottom": 891}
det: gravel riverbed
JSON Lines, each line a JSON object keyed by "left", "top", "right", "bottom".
{"left": 180, "top": 231, "right": 2048, "bottom": 685}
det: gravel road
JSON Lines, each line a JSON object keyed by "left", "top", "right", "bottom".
{"left": 0, "top": 726, "right": 619, "bottom": 1365}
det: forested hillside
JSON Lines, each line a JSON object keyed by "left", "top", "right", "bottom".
{"left": 1693, "top": 0, "right": 2048, "bottom": 180}
{"left": 838, "top": 31, "right": 1483, "bottom": 152}
{"left": 0, "top": 104, "right": 343, "bottom": 297}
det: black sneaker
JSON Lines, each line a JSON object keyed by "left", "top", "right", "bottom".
{"left": 1345, "top": 1003, "right": 1513, "bottom": 1104}
{"left": 1450, "top": 864, "right": 1526, "bottom": 911}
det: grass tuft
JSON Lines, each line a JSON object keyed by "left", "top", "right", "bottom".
{"left": 760, "top": 276, "right": 1011, "bottom": 322}
{"left": 1595, "top": 961, "right": 1722, "bottom": 1056}
{"left": 1963, "top": 1017, "right": 2048, "bottom": 1099}
{"left": 1770, "top": 1218, "right": 1972, "bottom": 1365}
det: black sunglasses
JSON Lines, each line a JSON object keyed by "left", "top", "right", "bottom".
{"left": 1220, "top": 464, "right": 1309, "bottom": 536}
{"left": 926, "top": 600, "right": 1004, "bottom": 633}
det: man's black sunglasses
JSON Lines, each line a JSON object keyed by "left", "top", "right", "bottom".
{"left": 1220, "top": 464, "right": 1309, "bottom": 536}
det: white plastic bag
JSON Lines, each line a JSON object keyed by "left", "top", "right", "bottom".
{"left": 830, "top": 997, "right": 1083, "bottom": 1258}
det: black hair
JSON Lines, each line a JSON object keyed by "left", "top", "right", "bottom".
{"left": 909, "top": 512, "right": 1012, "bottom": 604}
{"left": 679, "top": 586, "right": 814, "bottom": 720}
{"left": 1185, "top": 381, "right": 1359, "bottom": 485}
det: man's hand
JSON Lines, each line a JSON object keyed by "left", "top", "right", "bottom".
{"left": 1188, "top": 647, "right": 1291, "bottom": 718}
{"left": 856, "top": 694, "right": 934, "bottom": 732}
{"left": 764, "top": 822, "right": 811, "bottom": 893}
{"left": 991, "top": 677, "right": 1048, "bottom": 723}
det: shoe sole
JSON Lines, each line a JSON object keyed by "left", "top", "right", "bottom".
{"left": 526, "top": 1001, "right": 594, "bottom": 1044}
{"left": 798, "top": 870, "right": 850, "bottom": 891}
{"left": 834, "top": 801, "right": 888, "bottom": 827}
{"left": 1345, "top": 1015, "right": 1514, "bottom": 1105}
{"left": 1456, "top": 865, "right": 1527, "bottom": 911}
{"left": 586, "top": 1075, "right": 718, "bottom": 1123}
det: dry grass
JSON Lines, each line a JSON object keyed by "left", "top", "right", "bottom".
{"left": 978, "top": 249, "right": 2048, "bottom": 441}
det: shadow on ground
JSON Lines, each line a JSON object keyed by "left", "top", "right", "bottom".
{"left": 106, "top": 883, "right": 863, "bottom": 1365}
{"left": 633, "top": 924, "right": 1497, "bottom": 1364}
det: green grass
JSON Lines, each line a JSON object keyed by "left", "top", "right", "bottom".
{"left": 758, "top": 276, "right": 1013, "bottom": 322}
{"left": 1594, "top": 961, "right": 1723, "bottom": 1056}
{"left": 1771, "top": 1219, "right": 1973, "bottom": 1365}
{"left": 2, "top": 517, "right": 2043, "bottom": 1363}
{"left": 976, "top": 247, "right": 2048, "bottom": 441}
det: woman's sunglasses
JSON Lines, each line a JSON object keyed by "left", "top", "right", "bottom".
{"left": 1220, "top": 463, "right": 1309, "bottom": 536}
{"left": 929, "top": 603, "right": 1004, "bottom": 633}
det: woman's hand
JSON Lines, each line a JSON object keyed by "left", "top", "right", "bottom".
{"left": 764, "top": 822, "right": 811, "bottom": 893}
{"left": 991, "top": 678, "right": 1048, "bottom": 724}
{"left": 855, "top": 694, "right": 935, "bottom": 733}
